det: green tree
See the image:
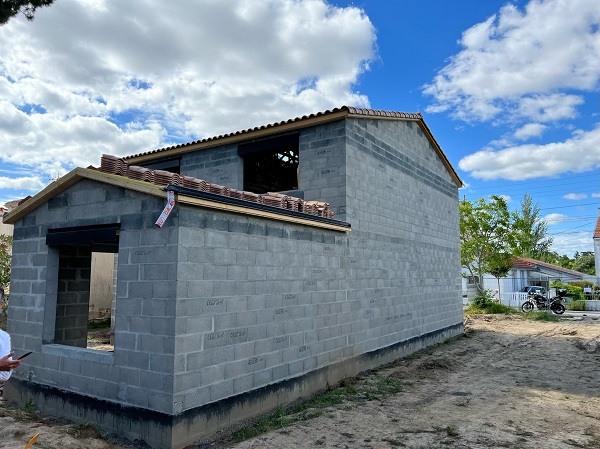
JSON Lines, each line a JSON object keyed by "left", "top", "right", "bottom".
{"left": 572, "top": 251, "right": 595, "bottom": 275}
{"left": 0, "top": 234, "right": 12, "bottom": 289}
{"left": 487, "top": 253, "right": 515, "bottom": 301}
{"left": 460, "top": 195, "right": 512, "bottom": 294}
{"left": 544, "top": 251, "right": 574, "bottom": 269}
{"left": 0, "top": 0, "right": 54, "bottom": 25}
{"left": 511, "top": 193, "right": 553, "bottom": 259}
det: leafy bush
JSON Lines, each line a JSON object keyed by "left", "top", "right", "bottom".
{"left": 466, "top": 290, "right": 514, "bottom": 314}
{"left": 472, "top": 290, "right": 496, "bottom": 308}
{"left": 569, "top": 281, "right": 597, "bottom": 290}
{"left": 0, "top": 234, "right": 11, "bottom": 289}
{"left": 1, "top": 295, "right": 7, "bottom": 316}
{"left": 550, "top": 281, "right": 584, "bottom": 301}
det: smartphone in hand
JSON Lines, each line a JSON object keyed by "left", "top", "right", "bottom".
{"left": 17, "top": 352, "right": 32, "bottom": 360}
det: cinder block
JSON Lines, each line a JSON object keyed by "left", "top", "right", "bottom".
{"left": 233, "top": 373, "right": 254, "bottom": 395}
{"left": 210, "top": 379, "right": 234, "bottom": 402}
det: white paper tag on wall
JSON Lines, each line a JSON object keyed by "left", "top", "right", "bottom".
{"left": 155, "top": 190, "right": 175, "bottom": 228}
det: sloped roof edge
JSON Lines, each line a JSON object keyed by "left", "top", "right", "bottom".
{"left": 2, "top": 168, "right": 351, "bottom": 232}
{"left": 513, "top": 257, "right": 587, "bottom": 278}
{"left": 125, "top": 106, "right": 463, "bottom": 188}
{"left": 3, "top": 168, "right": 167, "bottom": 224}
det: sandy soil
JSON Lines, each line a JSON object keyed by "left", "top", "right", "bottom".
{"left": 1, "top": 314, "right": 600, "bottom": 449}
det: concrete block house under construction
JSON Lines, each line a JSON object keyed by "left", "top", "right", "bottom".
{"left": 3, "top": 106, "right": 464, "bottom": 449}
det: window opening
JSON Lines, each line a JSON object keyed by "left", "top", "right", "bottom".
{"left": 239, "top": 134, "right": 299, "bottom": 194}
{"left": 466, "top": 275, "right": 479, "bottom": 285}
{"left": 48, "top": 224, "right": 118, "bottom": 351}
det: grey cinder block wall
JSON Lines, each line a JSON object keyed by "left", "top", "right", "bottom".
{"left": 5, "top": 111, "right": 463, "bottom": 449}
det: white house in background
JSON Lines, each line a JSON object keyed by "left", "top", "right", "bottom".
{"left": 464, "top": 212, "right": 600, "bottom": 308}
{"left": 463, "top": 257, "right": 587, "bottom": 306}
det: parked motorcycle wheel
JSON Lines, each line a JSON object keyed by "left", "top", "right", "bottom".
{"left": 521, "top": 301, "right": 534, "bottom": 313}
{"left": 551, "top": 303, "right": 565, "bottom": 315}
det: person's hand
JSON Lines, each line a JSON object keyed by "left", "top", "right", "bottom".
{"left": 0, "top": 353, "right": 21, "bottom": 371}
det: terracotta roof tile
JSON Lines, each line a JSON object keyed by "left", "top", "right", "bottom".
{"left": 513, "top": 257, "right": 587, "bottom": 277}
{"left": 124, "top": 106, "right": 422, "bottom": 160}
{"left": 96, "top": 155, "right": 333, "bottom": 218}
{"left": 594, "top": 212, "right": 600, "bottom": 238}
{"left": 122, "top": 105, "right": 462, "bottom": 189}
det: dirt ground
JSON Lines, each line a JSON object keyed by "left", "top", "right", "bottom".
{"left": 1, "top": 314, "right": 600, "bottom": 449}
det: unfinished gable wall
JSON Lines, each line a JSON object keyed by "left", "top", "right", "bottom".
{"left": 344, "top": 118, "right": 463, "bottom": 343}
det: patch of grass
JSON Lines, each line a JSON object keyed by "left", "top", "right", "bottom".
{"left": 24, "top": 400, "right": 35, "bottom": 413}
{"left": 69, "top": 421, "right": 100, "bottom": 439}
{"left": 232, "top": 374, "right": 407, "bottom": 443}
{"left": 315, "top": 439, "right": 326, "bottom": 445}
{"left": 382, "top": 438, "right": 405, "bottom": 446}
{"left": 466, "top": 302, "right": 515, "bottom": 314}
{"left": 568, "top": 300, "right": 586, "bottom": 311}
{"left": 521, "top": 311, "right": 560, "bottom": 322}
{"left": 445, "top": 426, "right": 459, "bottom": 437}
{"left": 88, "top": 318, "right": 111, "bottom": 329}
{"left": 12, "top": 410, "right": 35, "bottom": 422}
{"left": 466, "top": 290, "right": 516, "bottom": 314}
{"left": 360, "top": 375, "right": 404, "bottom": 400}
{"left": 233, "top": 408, "right": 291, "bottom": 442}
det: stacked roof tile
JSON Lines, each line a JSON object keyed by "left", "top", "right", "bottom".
{"left": 98, "top": 154, "right": 333, "bottom": 218}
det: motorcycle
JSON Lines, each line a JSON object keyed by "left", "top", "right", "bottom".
{"left": 521, "top": 288, "right": 566, "bottom": 314}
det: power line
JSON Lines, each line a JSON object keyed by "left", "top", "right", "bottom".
{"left": 549, "top": 221, "right": 595, "bottom": 236}
{"left": 545, "top": 216, "right": 597, "bottom": 223}
{"left": 540, "top": 202, "right": 600, "bottom": 211}
{"left": 467, "top": 177, "right": 599, "bottom": 197}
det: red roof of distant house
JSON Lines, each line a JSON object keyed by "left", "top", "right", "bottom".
{"left": 513, "top": 257, "right": 587, "bottom": 278}
{"left": 594, "top": 213, "right": 600, "bottom": 238}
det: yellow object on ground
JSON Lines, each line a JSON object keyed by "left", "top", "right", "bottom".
{"left": 24, "top": 433, "right": 39, "bottom": 449}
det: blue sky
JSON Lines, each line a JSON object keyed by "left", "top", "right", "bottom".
{"left": 0, "top": 0, "right": 598, "bottom": 256}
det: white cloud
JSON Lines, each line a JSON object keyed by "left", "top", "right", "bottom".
{"left": 513, "top": 123, "right": 548, "bottom": 141}
{"left": 592, "top": 193, "right": 600, "bottom": 198}
{"left": 517, "top": 94, "right": 584, "bottom": 122}
{"left": 0, "top": 0, "right": 376, "bottom": 180}
{"left": 458, "top": 125, "right": 600, "bottom": 180}
{"left": 551, "top": 231, "right": 594, "bottom": 258}
{"left": 0, "top": 176, "right": 45, "bottom": 191}
{"left": 423, "top": 0, "right": 600, "bottom": 123}
{"left": 563, "top": 193, "right": 588, "bottom": 200}
{"left": 542, "top": 213, "right": 568, "bottom": 225}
